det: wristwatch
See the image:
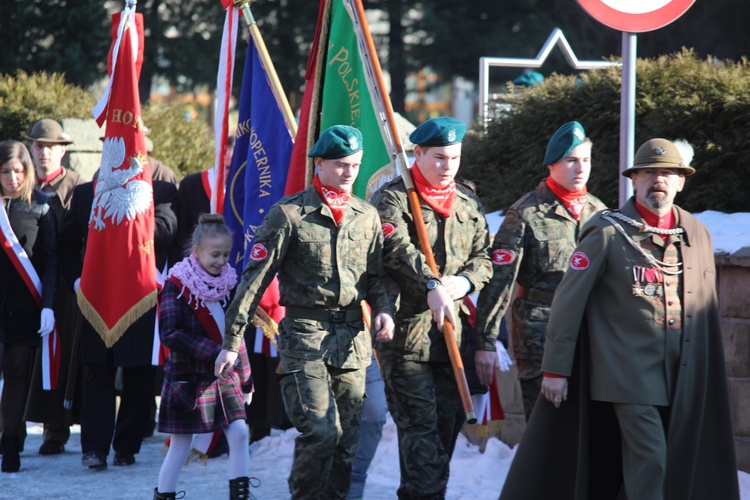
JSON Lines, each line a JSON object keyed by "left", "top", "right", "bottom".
{"left": 426, "top": 278, "right": 442, "bottom": 291}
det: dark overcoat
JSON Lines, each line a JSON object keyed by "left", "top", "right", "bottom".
{"left": 0, "top": 190, "right": 57, "bottom": 344}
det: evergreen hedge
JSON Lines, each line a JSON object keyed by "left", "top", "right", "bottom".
{"left": 142, "top": 102, "right": 214, "bottom": 178}
{"left": 461, "top": 49, "right": 750, "bottom": 214}
{"left": 0, "top": 72, "right": 214, "bottom": 179}
{"left": 0, "top": 72, "right": 95, "bottom": 141}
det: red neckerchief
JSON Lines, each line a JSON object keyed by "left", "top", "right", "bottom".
{"left": 546, "top": 177, "right": 587, "bottom": 221}
{"left": 635, "top": 201, "right": 675, "bottom": 242}
{"left": 38, "top": 167, "right": 64, "bottom": 184}
{"left": 313, "top": 174, "right": 351, "bottom": 225}
{"left": 411, "top": 163, "right": 456, "bottom": 218}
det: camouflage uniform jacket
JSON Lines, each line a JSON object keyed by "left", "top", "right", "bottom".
{"left": 475, "top": 179, "right": 606, "bottom": 377}
{"left": 224, "top": 185, "right": 398, "bottom": 369}
{"left": 372, "top": 177, "right": 492, "bottom": 362}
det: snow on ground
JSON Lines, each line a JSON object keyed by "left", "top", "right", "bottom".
{"left": 3, "top": 418, "right": 750, "bottom": 499}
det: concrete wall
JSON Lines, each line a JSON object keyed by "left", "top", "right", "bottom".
{"left": 481, "top": 250, "right": 750, "bottom": 474}
{"left": 60, "top": 118, "right": 104, "bottom": 182}
{"left": 717, "top": 249, "right": 750, "bottom": 472}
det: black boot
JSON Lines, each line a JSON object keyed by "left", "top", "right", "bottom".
{"left": 229, "top": 476, "right": 260, "bottom": 499}
{"left": 1, "top": 436, "right": 20, "bottom": 473}
{"left": 153, "top": 487, "right": 185, "bottom": 499}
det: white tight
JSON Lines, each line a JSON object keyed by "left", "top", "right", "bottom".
{"left": 157, "top": 420, "right": 250, "bottom": 493}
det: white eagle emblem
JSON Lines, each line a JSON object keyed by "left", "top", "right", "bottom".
{"left": 448, "top": 129, "right": 457, "bottom": 142}
{"left": 90, "top": 137, "right": 153, "bottom": 231}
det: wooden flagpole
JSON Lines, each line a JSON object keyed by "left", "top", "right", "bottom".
{"left": 233, "top": 0, "right": 298, "bottom": 139}
{"left": 347, "top": 0, "right": 476, "bottom": 424}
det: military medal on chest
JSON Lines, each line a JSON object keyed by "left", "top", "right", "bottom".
{"left": 601, "top": 210, "right": 684, "bottom": 299}
{"left": 632, "top": 265, "right": 664, "bottom": 297}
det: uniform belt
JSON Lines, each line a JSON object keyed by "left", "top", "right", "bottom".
{"left": 516, "top": 285, "right": 554, "bottom": 305}
{"left": 285, "top": 305, "right": 363, "bottom": 324}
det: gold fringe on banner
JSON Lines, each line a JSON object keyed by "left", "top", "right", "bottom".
{"left": 251, "top": 306, "right": 279, "bottom": 347}
{"left": 184, "top": 447, "right": 209, "bottom": 466}
{"left": 77, "top": 289, "right": 158, "bottom": 348}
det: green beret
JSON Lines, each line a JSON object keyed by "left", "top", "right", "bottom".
{"left": 622, "top": 138, "right": 695, "bottom": 177}
{"left": 308, "top": 125, "right": 363, "bottom": 159}
{"left": 543, "top": 121, "right": 587, "bottom": 166}
{"left": 409, "top": 117, "right": 466, "bottom": 147}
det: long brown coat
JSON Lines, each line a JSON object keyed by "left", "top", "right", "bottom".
{"left": 501, "top": 198, "right": 739, "bottom": 500}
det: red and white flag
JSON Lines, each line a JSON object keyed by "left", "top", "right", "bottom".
{"left": 80, "top": 2, "right": 157, "bottom": 347}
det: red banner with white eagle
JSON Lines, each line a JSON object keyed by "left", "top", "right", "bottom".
{"left": 80, "top": 3, "right": 157, "bottom": 347}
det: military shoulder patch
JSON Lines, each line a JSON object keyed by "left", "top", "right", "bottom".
{"left": 382, "top": 222, "right": 395, "bottom": 239}
{"left": 570, "top": 251, "right": 589, "bottom": 270}
{"left": 249, "top": 243, "right": 268, "bottom": 261}
{"left": 492, "top": 249, "right": 514, "bottom": 266}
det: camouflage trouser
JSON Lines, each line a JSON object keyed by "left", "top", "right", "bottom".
{"left": 510, "top": 298, "right": 548, "bottom": 380}
{"left": 519, "top": 374, "right": 543, "bottom": 422}
{"left": 278, "top": 357, "right": 366, "bottom": 500}
{"left": 380, "top": 357, "right": 461, "bottom": 500}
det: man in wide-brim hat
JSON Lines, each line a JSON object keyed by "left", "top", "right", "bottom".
{"left": 22, "top": 118, "right": 85, "bottom": 458}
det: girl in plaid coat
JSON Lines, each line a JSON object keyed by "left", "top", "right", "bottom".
{"left": 154, "top": 214, "right": 254, "bottom": 500}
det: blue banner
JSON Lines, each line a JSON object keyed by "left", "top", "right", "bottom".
{"left": 224, "top": 37, "right": 294, "bottom": 274}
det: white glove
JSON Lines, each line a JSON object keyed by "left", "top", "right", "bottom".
{"left": 74, "top": 277, "right": 81, "bottom": 294}
{"left": 496, "top": 341, "right": 513, "bottom": 372}
{"left": 38, "top": 308, "right": 55, "bottom": 336}
{"left": 243, "top": 392, "right": 253, "bottom": 406}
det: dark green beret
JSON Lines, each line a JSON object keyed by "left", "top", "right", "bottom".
{"left": 543, "top": 121, "right": 587, "bottom": 166}
{"left": 308, "top": 125, "right": 363, "bottom": 159}
{"left": 409, "top": 117, "right": 466, "bottom": 147}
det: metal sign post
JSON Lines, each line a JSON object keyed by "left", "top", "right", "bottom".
{"left": 577, "top": 0, "right": 696, "bottom": 204}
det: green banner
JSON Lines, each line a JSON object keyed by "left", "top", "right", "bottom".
{"left": 320, "top": 0, "right": 393, "bottom": 200}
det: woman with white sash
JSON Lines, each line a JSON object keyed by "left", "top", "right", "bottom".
{"left": 0, "top": 140, "right": 58, "bottom": 473}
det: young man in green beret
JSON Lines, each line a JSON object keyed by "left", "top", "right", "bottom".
{"left": 501, "top": 138, "right": 739, "bottom": 500}
{"left": 219, "top": 125, "right": 398, "bottom": 500}
{"left": 371, "top": 116, "right": 493, "bottom": 499}
{"left": 476, "top": 121, "right": 606, "bottom": 421}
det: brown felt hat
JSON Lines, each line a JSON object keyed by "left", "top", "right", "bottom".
{"left": 622, "top": 138, "right": 695, "bottom": 177}
{"left": 22, "top": 118, "right": 73, "bottom": 145}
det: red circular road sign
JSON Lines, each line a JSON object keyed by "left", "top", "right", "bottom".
{"left": 577, "top": 0, "right": 696, "bottom": 33}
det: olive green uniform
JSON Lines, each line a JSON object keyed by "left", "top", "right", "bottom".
{"left": 372, "top": 178, "right": 492, "bottom": 499}
{"left": 476, "top": 180, "right": 605, "bottom": 420}
{"left": 224, "top": 185, "right": 397, "bottom": 500}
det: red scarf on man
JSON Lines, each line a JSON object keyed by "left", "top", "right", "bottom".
{"left": 37, "top": 167, "right": 64, "bottom": 184}
{"left": 411, "top": 163, "right": 456, "bottom": 218}
{"left": 313, "top": 174, "right": 351, "bottom": 225}
{"left": 546, "top": 177, "right": 587, "bottom": 220}
{"left": 636, "top": 201, "right": 675, "bottom": 242}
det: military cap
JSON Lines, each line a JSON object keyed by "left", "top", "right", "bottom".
{"left": 22, "top": 118, "right": 73, "bottom": 145}
{"left": 308, "top": 125, "right": 363, "bottom": 159}
{"left": 543, "top": 121, "right": 587, "bottom": 166}
{"left": 409, "top": 117, "right": 466, "bottom": 147}
{"left": 622, "top": 138, "right": 696, "bottom": 177}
